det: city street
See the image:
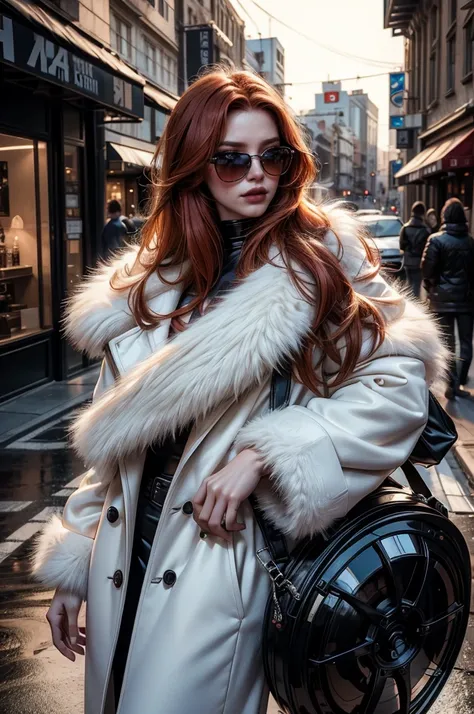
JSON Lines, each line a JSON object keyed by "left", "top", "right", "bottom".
{"left": 1, "top": 405, "right": 474, "bottom": 713}
{"left": 1, "top": 0, "right": 474, "bottom": 711}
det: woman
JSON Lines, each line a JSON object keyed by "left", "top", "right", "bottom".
{"left": 426, "top": 207, "right": 440, "bottom": 234}
{"left": 32, "top": 69, "right": 447, "bottom": 714}
{"left": 422, "top": 197, "right": 474, "bottom": 399}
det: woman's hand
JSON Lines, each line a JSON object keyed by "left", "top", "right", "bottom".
{"left": 192, "top": 448, "right": 266, "bottom": 543}
{"left": 46, "top": 589, "right": 85, "bottom": 662}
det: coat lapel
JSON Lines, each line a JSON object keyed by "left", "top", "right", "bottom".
{"left": 70, "top": 249, "right": 314, "bottom": 469}
{"left": 65, "top": 205, "right": 449, "bottom": 472}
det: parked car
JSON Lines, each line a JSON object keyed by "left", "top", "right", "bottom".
{"left": 356, "top": 209, "right": 383, "bottom": 216}
{"left": 358, "top": 214, "right": 404, "bottom": 275}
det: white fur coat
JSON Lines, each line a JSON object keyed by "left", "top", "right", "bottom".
{"left": 33, "top": 204, "right": 448, "bottom": 596}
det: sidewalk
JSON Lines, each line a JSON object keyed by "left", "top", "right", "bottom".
{"left": 0, "top": 366, "right": 100, "bottom": 448}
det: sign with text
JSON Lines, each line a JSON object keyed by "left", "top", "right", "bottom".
{"left": 185, "top": 25, "right": 215, "bottom": 86}
{"left": 0, "top": 12, "right": 143, "bottom": 119}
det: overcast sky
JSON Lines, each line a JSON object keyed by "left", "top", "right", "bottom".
{"left": 233, "top": 0, "right": 405, "bottom": 149}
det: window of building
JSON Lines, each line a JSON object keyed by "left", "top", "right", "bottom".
{"left": 428, "top": 5, "right": 439, "bottom": 104}
{"left": 431, "top": 4, "right": 438, "bottom": 42}
{"left": 158, "top": 0, "right": 169, "bottom": 20}
{"left": 0, "top": 134, "right": 52, "bottom": 345}
{"left": 144, "top": 38, "right": 156, "bottom": 78}
{"left": 146, "top": 0, "right": 155, "bottom": 6}
{"left": 429, "top": 51, "right": 438, "bottom": 103}
{"left": 464, "top": 16, "right": 473, "bottom": 78}
{"left": 446, "top": 32, "right": 456, "bottom": 92}
{"left": 276, "top": 48, "right": 284, "bottom": 67}
{"left": 449, "top": 0, "right": 457, "bottom": 25}
{"left": 110, "top": 13, "right": 132, "bottom": 60}
{"left": 188, "top": 7, "right": 194, "bottom": 24}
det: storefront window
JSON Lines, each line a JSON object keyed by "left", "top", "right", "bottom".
{"left": 64, "top": 143, "right": 84, "bottom": 372}
{"left": 0, "top": 134, "right": 51, "bottom": 344}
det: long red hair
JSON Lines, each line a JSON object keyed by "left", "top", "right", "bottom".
{"left": 112, "top": 68, "right": 386, "bottom": 393}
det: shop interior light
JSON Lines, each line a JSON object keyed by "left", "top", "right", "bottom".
{"left": 10, "top": 215, "right": 24, "bottom": 230}
{"left": 0, "top": 145, "right": 34, "bottom": 151}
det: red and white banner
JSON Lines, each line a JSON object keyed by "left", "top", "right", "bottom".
{"left": 324, "top": 91, "right": 339, "bottom": 103}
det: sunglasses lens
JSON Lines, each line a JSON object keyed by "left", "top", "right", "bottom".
{"left": 261, "top": 147, "right": 293, "bottom": 176}
{"left": 214, "top": 153, "right": 250, "bottom": 182}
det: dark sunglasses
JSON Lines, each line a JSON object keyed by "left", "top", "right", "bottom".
{"left": 209, "top": 146, "right": 295, "bottom": 183}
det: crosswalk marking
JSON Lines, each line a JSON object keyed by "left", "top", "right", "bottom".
{"left": 0, "top": 501, "right": 33, "bottom": 513}
{"left": 30, "top": 507, "right": 62, "bottom": 522}
{"left": 6, "top": 521, "right": 44, "bottom": 542}
{"left": 0, "top": 521, "right": 44, "bottom": 565}
{"left": 52, "top": 488, "right": 76, "bottom": 497}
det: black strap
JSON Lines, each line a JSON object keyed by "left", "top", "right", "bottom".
{"left": 250, "top": 363, "right": 293, "bottom": 566}
{"left": 252, "top": 367, "right": 448, "bottom": 564}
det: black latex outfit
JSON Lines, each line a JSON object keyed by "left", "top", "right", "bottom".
{"left": 112, "top": 218, "right": 256, "bottom": 707}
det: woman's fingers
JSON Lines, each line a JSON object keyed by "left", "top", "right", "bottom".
{"left": 48, "top": 613, "right": 76, "bottom": 662}
{"left": 222, "top": 502, "right": 246, "bottom": 532}
{"left": 67, "top": 605, "right": 79, "bottom": 645}
{"left": 206, "top": 498, "right": 232, "bottom": 543}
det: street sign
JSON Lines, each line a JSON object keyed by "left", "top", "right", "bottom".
{"left": 390, "top": 116, "right": 405, "bottom": 129}
{"left": 390, "top": 72, "right": 405, "bottom": 108}
{"left": 390, "top": 159, "right": 403, "bottom": 187}
{"left": 324, "top": 91, "right": 340, "bottom": 103}
{"left": 184, "top": 25, "right": 215, "bottom": 86}
{"left": 396, "top": 128, "right": 414, "bottom": 149}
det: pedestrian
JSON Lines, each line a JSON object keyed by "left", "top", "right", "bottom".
{"left": 101, "top": 200, "right": 137, "bottom": 257}
{"left": 32, "top": 69, "right": 447, "bottom": 714}
{"left": 399, "top": 200, "right": 431, "bottom": 298}
{"left": 422, "top": 197, "right": 474, "bottom": 399}
{"left": 426, "top": 207, "right": 440, "bottom": 233}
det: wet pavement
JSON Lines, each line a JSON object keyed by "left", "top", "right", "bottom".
{"left": 0, "top": 431, "right": 474, "bottom": 713}
{"left": 0, "top": 436, "right": 86, "bottom": 713}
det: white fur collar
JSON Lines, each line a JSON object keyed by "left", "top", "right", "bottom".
{"left": 66, "top": 205, "right": 449, "bottom": 468}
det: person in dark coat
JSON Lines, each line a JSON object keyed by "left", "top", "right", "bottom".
{"left": 422, "top": 198, "right": 474, "bottom": 399}
{"left": 101, "top": 200, "right": 137, "bottom": 257}
{"left": 399, "top": 201, "right": 431, "bottom": 298}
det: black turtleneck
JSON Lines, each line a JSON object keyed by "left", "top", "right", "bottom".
{"left": 220, "top": 217, "right": 258, "bottom": 253}
{"left": 176, "top": 217, "right": 257, "bottom": 320}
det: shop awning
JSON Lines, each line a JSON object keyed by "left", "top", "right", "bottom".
{"left": 108, "top": 142, "right": 155, "bottom": 168}
{"left": 0, "top": 0, "right": 145, "bottom": 120}
{"left": 144, "top": 84, "right": 178, "bottom": 113}
{"left": 395, "top": 128, "right": 474, "bottom": 184}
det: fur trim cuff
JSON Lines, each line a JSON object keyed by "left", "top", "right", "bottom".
{"left": 235, "top": 407, "right": 349, "bottom": 540}
{"left": 31, "top": 516, "right": 93, "bottom": 599}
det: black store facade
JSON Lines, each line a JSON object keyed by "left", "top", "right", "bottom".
{"left": 0, "top": 0, "right": 144, "bottom": 402}
{"left": 395, "top": 108, "right": 474, "bottom": 226}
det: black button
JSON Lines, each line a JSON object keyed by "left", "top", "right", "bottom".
{"left": 163, "top": 569, "right": 177, "bottom": 586}
{"left": 112, "top": 570, "right": 123, "bottom": 588}
{"left": 182, "top": 501, "right": 193, "bottom": 515}
{"left": 107, "top": 506, "right": 119, "bottom": 523}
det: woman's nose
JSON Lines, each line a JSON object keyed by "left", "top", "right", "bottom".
{"left": 247, "top": 155, "right": 265, "bottom": 181}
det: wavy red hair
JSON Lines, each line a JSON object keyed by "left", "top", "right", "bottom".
{"left": 112, "top": 68, "right": 386, "bottom": 393}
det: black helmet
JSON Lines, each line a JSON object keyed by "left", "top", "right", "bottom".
{"left": 262, "top": 481, "right": 471, "bottom": 714}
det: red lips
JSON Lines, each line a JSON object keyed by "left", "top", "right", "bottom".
{"left": 242, "top": 187, "right": 268, "bottom": 197}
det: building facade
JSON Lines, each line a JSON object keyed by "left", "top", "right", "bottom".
{"left": 105, "top": 0, "right": 178, "bottom": 219}
{"left": 176, "top": 0, "right": 245, "bottom": 93}
{"left": 246, "top": 37, "right": 285, "bottom": 91}
{"left": 299, "top": 82, "right": 379, "bottom": 203}
{"left": 0, "top": 0, "right": 148, "bottom": 400}
{"left": 385, "top": 0, "right": 474, "bottom": 225}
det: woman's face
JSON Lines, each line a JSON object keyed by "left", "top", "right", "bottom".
{"left": 427, "top": 213, "right": 437, "bottom": 228}
{"left": 205, "top": 109, "right": 282, "bottom": 221}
